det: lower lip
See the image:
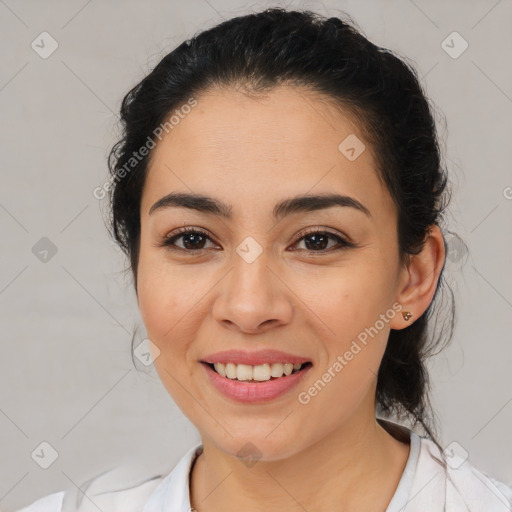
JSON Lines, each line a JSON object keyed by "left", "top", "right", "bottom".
{"left": 201, "top": 362, "right": 312, "bottom": 403}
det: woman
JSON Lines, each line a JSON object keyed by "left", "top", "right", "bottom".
{"left": 18, "top": 7, "right": 512, "bottom": 512}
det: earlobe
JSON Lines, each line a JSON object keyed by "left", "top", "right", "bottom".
{"left": 390, "top": 225, "right": 446, "bottom": 330}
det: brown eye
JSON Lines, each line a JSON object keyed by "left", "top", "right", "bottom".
{"left": 160, "top": 227, "right": 216, "bottom": 251}
{"left": 159, "top": 227, "right": 354, "bottom": 254}
{"left": 290, "top": 229, "right": 354, "bottom": 253}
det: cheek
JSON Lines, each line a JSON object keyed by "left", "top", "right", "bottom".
{"left": 298, "top": 261, "right": 394, "bottom": 335}
{"left": 136, "top": 250, "right": 211, "bottom": 364}
{"left": 136, "top": 248, "right": 186, "bottom": 350}
{"left": 137, "top": 265, "right": 172, "bottom": 336}
{"left": 294, "top": 259, "right": 394, "bottom": 396}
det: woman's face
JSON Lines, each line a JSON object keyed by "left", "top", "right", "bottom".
{"left": 137, "top": 85, "right": 410, "bottom": 460}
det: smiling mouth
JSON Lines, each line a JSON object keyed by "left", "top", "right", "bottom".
{"left": 202, "top": 361, "right": 313, "bottom": 382}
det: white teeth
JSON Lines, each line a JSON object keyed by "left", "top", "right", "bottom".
{"left": 283, "top": 363, "right": 293, "bottom": 376}
{"left": 214, "top": 362, "right": 226, "bottom": 377}
{"left": 236, "top": 364, "right": 253, "bottom": 381}
{"left": 270, "top": 363, "right": 284, "bottom": 377}
{"left": 253, "top": 363, "right": 271, "bottom": 381}
{"left": 212, "top": 362, "right": 305, "bottom": 381}
{"left": 225, "top": 363, "right": 237, "bottom": 379}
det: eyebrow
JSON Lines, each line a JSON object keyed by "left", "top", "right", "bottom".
{"left": 148, "top": 192, "right": 372, "bottom": 220}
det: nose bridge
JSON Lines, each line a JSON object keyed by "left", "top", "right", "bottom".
{"left": 230, "top": 235, "right": 274, "bottom": 299}
{"left": 212, "top": 235, "right": 293, "bottom": 332}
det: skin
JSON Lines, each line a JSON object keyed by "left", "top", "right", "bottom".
{"left": 136, "top": 84, "right": 446, "bottom": 511}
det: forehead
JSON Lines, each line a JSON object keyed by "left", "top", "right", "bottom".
{"left": 142, "top": 85, "right": 394, "bottom": 222}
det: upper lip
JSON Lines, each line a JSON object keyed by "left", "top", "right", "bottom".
{"left": 201, "top": 349, "right": 311, "bottom": 366}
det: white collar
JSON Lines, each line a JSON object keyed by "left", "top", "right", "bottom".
{"left": 143, "top": 422, "right": 419, "bottom": 512}
{"left": 142, "top": 421, "right": 512, "bottom": 512}
{"left": 143, "top": 442, "right": 203, "bottom": 512}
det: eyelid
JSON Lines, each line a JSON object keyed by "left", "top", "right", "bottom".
{"left": 289, "top": 227, "right": 355, "bottom": 253}
{"left": 159, "top": 225, "right": 354, "bottom": 252}
{"left": 161, "top": 226, "right": 218, "bottom": 249}
{"left": 294, "top": 225, "right": 352, "bottom": 243}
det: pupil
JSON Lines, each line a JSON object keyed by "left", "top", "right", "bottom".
{"left": 184, "top": 233, "right": 205, "bottom": 250}
{"left": 305, "top": 233, "right": 328, "bottom": 251}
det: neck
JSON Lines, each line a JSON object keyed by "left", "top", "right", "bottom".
{"left": 190, "top": 413, "right": 410, "bottom": 512}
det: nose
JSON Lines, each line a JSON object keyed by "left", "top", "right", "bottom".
{"left": 211, "top": 253, "right": 294, "bottom": 334}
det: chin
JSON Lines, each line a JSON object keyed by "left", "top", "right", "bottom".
{"left": 209, "top": 432, "right": 307, "bottom": 464}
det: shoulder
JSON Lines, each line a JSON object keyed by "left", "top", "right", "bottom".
{"left": 16, "top": 491, "right": 65, "bottom": 512}
{"left": 16, "top": 461, "right": 168, "bottom": 512}
{"left": 415, "top": 435, "right": 512, "bottom": 511}
{"left": 16, "top": 444, "right": 203, "bottom": 512}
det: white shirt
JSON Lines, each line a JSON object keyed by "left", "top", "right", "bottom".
{"left": 17, "top": 420, "right": 512, "bottom": 511}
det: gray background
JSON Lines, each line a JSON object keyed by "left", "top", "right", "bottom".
{"left": 1, "top": 0, "right": 511, "bottom": 510}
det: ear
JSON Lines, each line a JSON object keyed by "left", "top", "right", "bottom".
{"left": 390, "top": 224, "right": 446, "bottom": 330}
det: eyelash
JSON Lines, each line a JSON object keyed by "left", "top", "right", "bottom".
{"left": 158, "top": 226, "right": 355, "bottom": 255}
